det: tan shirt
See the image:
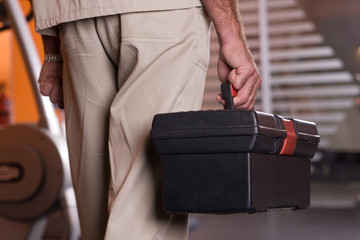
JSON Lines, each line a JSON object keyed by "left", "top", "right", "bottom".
{"left": 31, "top": 0, "right": 203, "bottom": 36}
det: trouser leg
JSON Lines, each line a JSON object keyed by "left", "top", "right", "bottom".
{"left": 105, "top": 7, "right": 211, "bottom": 240}
{"left": 59, "top": 19, "right": 119, "bottom": 240}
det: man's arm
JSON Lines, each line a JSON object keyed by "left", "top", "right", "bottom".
{"left": 202, "top": 0, "right": 262, "bottom": 110}
{"left": 38, "top": 35, "right": 64, "bottom": 108}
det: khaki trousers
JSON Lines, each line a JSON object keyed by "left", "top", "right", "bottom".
{"left": 59, "top": 7, "right": 211, "bottom": 240}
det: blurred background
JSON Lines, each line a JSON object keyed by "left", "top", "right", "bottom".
{"left": 191, "top": 0, "right": 360, "bottom": 239}
{"left": 1, "top": 0, "right": 360, "bottom": 239}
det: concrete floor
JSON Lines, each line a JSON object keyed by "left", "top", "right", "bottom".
{"left": 1, "top": 182, "right": 360, "bottom": 240}
{"left": 189, "top": 208, "right": 360, "bottom": 240}
{"left": 189, "top": 182, "right": 360, "bottom": 240}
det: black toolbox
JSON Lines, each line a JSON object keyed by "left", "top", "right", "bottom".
{"left": 150, "top": 84, "right": 320, "bottom": 214}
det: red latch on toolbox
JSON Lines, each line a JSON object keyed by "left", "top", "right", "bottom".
{"left": 280, "top": 119, "right": 297, "bottom": 155}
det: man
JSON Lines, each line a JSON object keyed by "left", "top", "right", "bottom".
{"left": 32, "top": 0, "right": 261, "bottom": 239}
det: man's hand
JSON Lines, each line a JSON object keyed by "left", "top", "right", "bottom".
{"left": 38, "top": 35, "right": 64, "bottom": 108}
{"left": 38, "top": 61, "right": 64, "bottom": 108}
{"left": 215, "top": 40, "right": 261, "bottom": 110}
{"left": 202, "top": 0, "right": 262, "bottom": 110}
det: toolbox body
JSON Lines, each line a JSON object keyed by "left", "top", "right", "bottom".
{"left": 151, "top": 109, "right": 320, "bottom": 214}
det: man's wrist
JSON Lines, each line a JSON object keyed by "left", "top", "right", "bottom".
{"left": 44, "top": 53, "right": 63, "bottom": 63}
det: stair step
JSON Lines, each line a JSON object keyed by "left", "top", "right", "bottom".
{"left": 271, "top": 46, "right": 334, "bottom": 59}
{"left": 272, "top": 85, "right": 360, "bottom": 98}
{"left": 204, "top": 72, "right": 353, "bottom": 90}
{"left": 271, "top": 59, "right": 344, "bottom": 72}
{"left": 245, "top": 21, "right": 315, "bottom": 36}
{"left": 209, "top": 48, "right": 337, "bottom": 67}
{"left": 251, "top": 46, "right": 334, "bottom": 61}
{"left": 272, "top": 72, "right": 353, "bottom": 85}
{"left": 211, "top": 32, "right": 325, "bottom": 49}
{"left": 242, "top": 9, "right": 306, "bottom": 24}
{"left": 317, "top": 125, "right": 339, "bottom": 136}
{"left": 290, "top": 112, "right": 346, "bottom": 123}
{"left": 247, "top": 34, "right": 325, "bottom": 48}
{"left": 239, "top": 0, "right": 298, "bottom": 12}
{"left": 272, "top": 99, "right": 355, "bottom": 111}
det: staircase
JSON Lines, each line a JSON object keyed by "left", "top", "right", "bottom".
{"left": 202, "top": 0, "right": 360, "bottom": 152}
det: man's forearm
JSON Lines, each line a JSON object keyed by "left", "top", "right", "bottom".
{"left": 41, "top": 35, "right": 63, "bottom": 63}
{"left": 41, "top": 35, "right": 61, "bottom": 54}
{"left": 201, "top": 0, "right": 244, "bottom": 45}
{"left": 202, "top": 0, "right": 261, "bottom": 110}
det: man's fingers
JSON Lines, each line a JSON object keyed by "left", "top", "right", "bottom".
{"left": 39, "top": 77, "right": 62, "bottom": 105}
{"left": 233, "top": 72, "right": 261, "bottom": 110}
{"left": 216, "top": 93, "right": 225, "bottom": 106}
{"left": 217, "top": 57, "right": 231, "bottom": 84}
{"left": 39, "top": 78, "right": 55, "bottom": 96}
{"left": 229, "top": 67, "right": 256, "bottom": 91}
{"left": 49, "top": 81, "right": 60, "bottom": 104}
{"left": 217, "top": 72, "right": 261, "bottom": 110}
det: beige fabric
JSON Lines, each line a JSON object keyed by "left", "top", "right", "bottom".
{"left": 31, "top": 0, "right": 202, "bottom": 36}
{"left": 59, "top": 7, "right": 210, "bottom": 240}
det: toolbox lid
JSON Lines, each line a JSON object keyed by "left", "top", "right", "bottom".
{"left": 151, "top": 110, "right": 290, "bottom": 156}
{"left": 151, "top": 110, "right": 286, "bottom": 140}
{"left": 151, "top": 110, "right": 320, "bottom": 157}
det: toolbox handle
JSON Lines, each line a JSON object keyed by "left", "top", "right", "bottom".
{"left": 221, "top": 83, "right": 237, "bottom": 110}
